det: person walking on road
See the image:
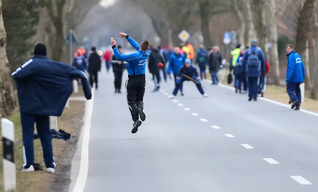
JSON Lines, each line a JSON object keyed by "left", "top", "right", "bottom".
{"left": 88, "top": 47, "right": 101, "bottom": 89}
{"left": 285, "top": 44, "right": 305, "bottom": 110}
{"left": 111, "top": 32, "right": 150, "bottom": 134}
{"left": 168, "top": 47, "right": 186, "bottom": 96}
{"left": 111, "top": 45, "right": 124, "bottom": 93}
{"left": 195, "top": 45, "right": 208, "bottom": 80}
{"left": 241, "top": 40, "right": 265, "bottom": 101}
{"left": 234, "top": 46, "right": 248, "bottom": 94}
{"left": 73, "top": 51, "right": 88, "bottom": 85}
{"left": 230, "top": 44, "right": 241, "bottom": 73}
{"left": 208, "top": 46, "right": 222, "bottom": 85}
{"left": 186, "top": 42, "right": 195, "bottom": 62}
{"left": 149, "top": 45, "right": 165, "bottom": 92}
{"left": 170, "top": 59, "right": 208, "bottom": 99}
{"left": 102, "top": 48, "right": 112, "bottom": 73}
{"left": 258, "top": 57, "right": 270, "bottom": 97}
{"left": 12, "top": 43, "right": 92, "bottom": 173}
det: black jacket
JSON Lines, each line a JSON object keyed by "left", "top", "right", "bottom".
{"left": 208, "top": 52, "right": 222, "bottom": 73}
{"left": 88, "top": 52, "right": 101, "bottom": 73}
{"left": 148, "top": 49, "right": 165, "bottom": 74}
{"left": 111, "top": 54, "right": 124, "bottom": 72}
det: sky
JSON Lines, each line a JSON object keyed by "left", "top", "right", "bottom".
{"left": 100, "top": 0, "right": 115, "bottom": 8}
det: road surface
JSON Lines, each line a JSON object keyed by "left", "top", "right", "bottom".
{"left": 69, "top": 69, "right": 318, "bottom": 192}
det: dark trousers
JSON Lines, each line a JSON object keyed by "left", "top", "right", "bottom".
{"left": 89, "top": 71, "right": 98, "bottom": 88}
{"left": 241, "top": 74, "right": 248, "bottom": 91}
{"left": 287, "top": 82, "right": 301, "bottom": 106}
{"left": 258, "top": 75, "right": 266, "bottom": 93}
{"left": 152, "top": 73, "right": 160, "bottom": 89}
{"left": 106, "top": 61, "right": 111, "bottom": 72}
{"left": 21, "top": 112, "right": 55, "bottom": 168}
{"left": 126, "top": 75, "right": 146, "bottom": 122}
{"left": 199, "top": 66, "right": 206, "bottom": 79}
{"left": 114, "top": 71, "right": 123, "bottom": 90}
{"left": 173, "top": 74, "right": 183, "bottom": 93}
{"left": 248, "top": 77, "right": 259, "bottom": 99}
{"left": 160, "top": 67, "right": 167, "bottom": 82}
{"left": 211, "top": 72, "right": 219, "bottom": 84}
{"left": 173, "top": 79, "right": 204, "bottom": 96}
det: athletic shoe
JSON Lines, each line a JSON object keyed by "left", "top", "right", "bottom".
{"left": 203, "top": 94, "right": 209, "bottom": 98}
{"left": 115, "top": 89, "right": 117, "bottom": 93}
{"left": 169, "top": 95, "right": 175, "bottom": 99}
{"left": 33, "top": 163, "right": 43, "bottom": 171}
{"left": 294, "top": 106, "right": 300, "bottom": 110}
{"left": 138, "top": 107, "right": 146, "bottom": 121}
{"left": 118, "top": 90, "right": 122, "bottom": 94}
{"left": 156, "top": 85, "right": 160, "bottom": 91}
{"left": 131, "top": 120, "right": 142, "bottom": 134}
{"left": 261, "top": 92, "right": 264, "bottom": 97}
{"left": 181, "top": 92, "right": 184, "bottom": 96}
{"left": 21, "top": 165, "right": 35, "bottom": 172}
{"left": 248, "top": 97, "right": 252, "bottom": 101}
{"left": 235, "top": 87, "right": 238, "bottom": 93}
{"left": 47, "top": 168, "right": 55, "bottom": 173}
{"left": 291, "top": 100, "right": 299, "bottom": 109}
{"left": 254, "top": 98, "right": 257, "bottom": 101}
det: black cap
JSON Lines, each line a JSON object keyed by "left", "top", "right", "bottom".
{"left": 236, "top": 44, "right": 241, "bottom": 48}
{"left": 34, "top": 43, "right": 47, "bottom": 56}
{"left": 91, "top": 47, "right": 96, "bottom": 51}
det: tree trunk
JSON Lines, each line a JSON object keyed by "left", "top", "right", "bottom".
{"left": 52, "top": 17, "right": 64, "bottom": 61}
{"left": 266, "top": 0, "right": 281, "bottom": 85}
{"left": 244, "top": 0, "right": 256, "bottom": 45}
{"left": 303, "top": 41, "right": 312, "bottom": 89}
{"left": 199, "top": 0, "right": 212, "bottom": 48}
{"left": 0, "top": 0, "right": 17, "bottom": 116}
{"left": 310, "top": 30, "right": 318, "bottom": 99}
{"left": 233, "top": 0, "right": 245, "bottom": 46}
{"left": 252, "top": 0, "right": 266, "bottom": 52}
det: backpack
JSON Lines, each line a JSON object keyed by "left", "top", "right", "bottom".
{"left": 247, "top": 50, "right": 260, "bottom": 67}
{"left": 234, "top": 57, "right": 243, "bottom": 75}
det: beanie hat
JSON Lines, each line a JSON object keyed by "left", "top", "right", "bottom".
{"left": 185, "top": 59, "right": 191, "bottom": 64}
{"left": 34, "top": 43, "right": 47, "bottom": 56}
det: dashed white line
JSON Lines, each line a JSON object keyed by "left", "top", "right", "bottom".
{"left": 263, "top": 158, "right": 279, "bottom": 164}
{"left": 224, "top": 134, "right": 235, "bottom": 138}
{"left": 191, "top": 113, "right": 199, "bottom": 116}
{"left": 291, "top": 176, "right": 312, "bottom": 185}
{"left": 172, "top": 99, "right": 178, "bottom": 102}
{"left": 211, "top": 125, "right": 221, "bottom": 129}
{"left": 178, "top": 103, "right": 184, "bottom": 106}
{"left": 241, "top": 144, "right": 254, "bottom": 149}
{"left": 164, "top": 93, "right": 169, "bottom": 95}
{"left": 184, "top": 108, "right": 190, "bottom": 111}
{"left": 200, "top": 118, "right": 208, "bottom": 122}
{"left": 160, "top": 90, "right": 164, "bottom": 93}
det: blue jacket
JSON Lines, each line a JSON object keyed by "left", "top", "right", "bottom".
{"left": 72, "top": 56, "right": 87, "bottom": 72}
{"left": 234, "top": 54, "right": 244, "bottom": 75}
{"left": 113, "top": 37, "right": 150, "bottom": 76}
{"left": 164, "top": 49, "right": 174, "bottom": 62}
{"left": 167, "top": 53, "right": 186, "bottom": 74}
{"left": 286, "top": 50, "right": 305, "bottom": 83}
{"left": 241, "top": 45, "right": 265, "bottom": 77}
{"left": 195, "top": 49, "right": 208, "bottom": 67}
{"left": 177, "top": 64, "right": 199, "bottom": 80}
{"left": 12, "top": 55, "right": 92, "bottom": 116}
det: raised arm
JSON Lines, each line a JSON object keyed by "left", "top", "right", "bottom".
{"left": 127, "top": 36, "right": 140, "bottom": 51}
{"left": 113, "top": 47, "right": 138, "bottom": 61}
{"left": 12, "top": 59, "right": 36, "bottom": 80}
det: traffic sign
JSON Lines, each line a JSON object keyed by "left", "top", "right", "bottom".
{"left": 231, "top": 31, "right": 237, "bottom": 44}
{"left": 223, "top": 32, "right": 230, "bottom": 44}
{"left": 178, "top": 30, "right": 190, "bottom": 42}
{"left": 65, "top": 30, "right": 79, "bottom": 44}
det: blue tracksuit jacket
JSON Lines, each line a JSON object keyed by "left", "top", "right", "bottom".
{"left": 12, "top": 55, "right": 92, "bottom": 116}
{"left": 168, "top": 53, "right": 186, "bottom": 74}
{"left": 286, "top": 50, "right": 305, "bottom": 83}
{"left": 176, "top": 64, "right": 199, "bottom": 80}
{"left": 113, "top": 37, "right": 150, "bottom": 76}
{"left": 72, "top": 56, "right": 87, "bottom": 72}
{"left": 241, "top": 45, "right": 265, "bottom": 77}
{"left": 195, "top": 49, "right": 208, "bottom": 67}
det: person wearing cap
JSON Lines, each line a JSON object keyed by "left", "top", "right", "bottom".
{"left": 88, "top": 47, "right": 102, "bottom": 89}
{"left": 195, "top": 45, "right": 208, "bottom": 80}
{"left": 12, "top": 43, "right": 92, "bottom": 173}
{"left": 111, "top": 45, "right": 124, "bottom": 93}
{"left": 170, "top": 59, "right": 208, "bottom": 99}
{"left": 234, "top": 46, "right": 248, "bottom": 93}
{"left": 168, "top": 47, "right": 186, "bottom": 96}
{"left": 241, "top": 40, "right": 266, "bottom": 101}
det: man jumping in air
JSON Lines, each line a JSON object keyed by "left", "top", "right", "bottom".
{"left": 111, "top": 32, "right": 150, "bottom": 134}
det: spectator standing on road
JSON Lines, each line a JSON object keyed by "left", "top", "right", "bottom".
{"left": 180, "top": 43, "right": 189, "bottom": 58}
{"left": 234, "top": 46, "right": 249, "bottom": 94}
{"left": 195, "top": 45, "right": 208, "bottom": 80}
{"left": 285, "top": 44, "right": 305, "bottom": 110}
{"left": 186, "top": 42, "right": 195, "bottom": 62}
{"left": 209, "top": 46, "right": 222, "bottom": 85}
{"left": 111, "top": 45, "right": 124, "bottom": 93}
{"left": 168, "top": 47, "right": 186, "bottom": 96}
{"left": 149, "top": 45, "right": 165, "bottom": 92}
{"left": 102, "top": 48, "right": 112, "bottom": 73}
{"left": 258, "top": 57, "right": 270, "bottom": 97}
{"left": 88, "top": 47, "right": 102, "bottom": 89}
{"left": 241, "top": 40, "right": 265, "bottom": 101}
{"left": 73, "top": 50, "right": 87, "bottom": 73}
{"left": 12, "top": 43, "right": 92, "bottom": 173}
{"left": 230, "top": 44, "right": 241, "bottom": 74}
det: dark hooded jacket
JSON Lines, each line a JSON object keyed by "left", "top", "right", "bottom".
{"left": 148, "top": 48, "right": 165, "bottom": 74}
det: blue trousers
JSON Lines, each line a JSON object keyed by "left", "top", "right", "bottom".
{"left": 21, "top": 112, "right": 55, "bottom": 168}
{"left": 287, "top": 82, "right": 301, "bottom": 106}
{"left": 235, "top": 74, "right": 248, "bottom": 92}
{"left": 211, "top": 72, "right": 219, "bottom": 84}
{"left": 173, "top": 74, "right": 183, "bottom": 93}
{"left": 173, "top": 79, "right": 204, "bottom": 96}
{"left": 258, "top": 75, "right": 266, "bottom": 93}
{"left": 199, "top": 66, "right": 206, "bottom": 79}
{"left": 105, "top": 61, "right": 111, "bottom": 72}
{"left": 248, "top": 77, "right": 259, "bottom": 99}
{"left": 160, "top": 68, "right": 167, "bottom": 82}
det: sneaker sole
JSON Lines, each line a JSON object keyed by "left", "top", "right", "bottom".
{"left": 131, "top": 121, "right": 142, "bottom": 134}
{"left": 140, "top": 112, "right": 146, "bottom": 121}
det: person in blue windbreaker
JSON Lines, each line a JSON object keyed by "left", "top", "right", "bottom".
{"left": 72, "top": 51, "right": 87, "bottom": 72}
{"left": 285, "top": 44, "right": 305, "bottom": 110}
{"left": 195, "top": 45, "right": 208, "bottom": 80}
{"left": 170, "top": 59, "right": 208, "bottom": 99}
{"left": 168, "top": 47, "right": 186, "bottom": 96}
{"left": 12, "top": 43, "right": 91, "bottom": 173}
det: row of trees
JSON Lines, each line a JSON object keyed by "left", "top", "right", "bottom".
{"left": 130, "top": 0, "right": 318, "bottom": 99}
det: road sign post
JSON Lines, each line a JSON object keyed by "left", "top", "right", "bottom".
{"left": 300, "top": 83, "right": 305, "bottom": 103}
{"left": 178, "top": 30, "right": 190, "bottom": 43}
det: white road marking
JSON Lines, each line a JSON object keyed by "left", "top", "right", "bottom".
{"left": 160, "top": 90, "right": 164, "bottom": 93}
{"left": 191, "top": 113, "right": 199, "bottom": 116}
{"left": 291, "top": 176, "right": 312, "bottom": 185}
{"left": 184, "top": 108, "right": 190, "bottom": 111}
{"left": 241, "top": 144, "right": 254, "bottom": 149}
{"left": 200, "top": 118, "right": 208, "bottom": 122}
{"left": 263, "top": 158, "right": 279, "bottom": 164}
{"left": 211, "top": 125, "right": 221, "bottom": 129}
{"left": 172, "top": 99, "right": 178, "bottom": 102}
{"left": 178, "top": 103, "right": 184, "bottom": 106}
{"left": 72, "top": 88, "right": 95, "bottom": 192}
{"left": 224, "top": 134, "right": 235, "bottom": 138}
{"left": 164, "top": 93, "right": 169, "bottom": 95}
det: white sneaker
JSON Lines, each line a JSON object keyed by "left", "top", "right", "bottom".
{"left": 21, "top": 165, "right": 34, "bottom": 172}
{"left": 203, "top": 94, "right": 209, "bottom": 98}
{"left": 169, "top": 95, "right": 175, "bottom": 99}
{"left": 47, "top": 168, "right": 55, "bottom": 173}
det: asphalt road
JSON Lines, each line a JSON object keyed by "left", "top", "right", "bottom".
{"left": 71, "top": 68, "right": 318, "bottom": 192}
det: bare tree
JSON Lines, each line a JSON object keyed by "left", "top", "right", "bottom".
{"left": 0, "top": 0, "right": 17, "bottom": 116}
{"left": 252, "top": 0, "right": 266, "bottom": 52}
{"left": 243, "top": 0, "right": 256, "bottom": 45}
{"left": 232, "top": 0, "right": 245, "bottom": 46}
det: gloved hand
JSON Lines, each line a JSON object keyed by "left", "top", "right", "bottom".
{"left": 192, "top": 76, "right": 196, "bottom": 80}
{"left": 196, "top": 78, "right": 201, "bottom": 83}
{"left": 176, "top": 78, "right": 181, "bottom": 84}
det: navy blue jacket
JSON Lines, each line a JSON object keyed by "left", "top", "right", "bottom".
{"left": 195, "top": 49, "right": 208, "bottom": 67}
{"left": 286, "top": 50, "right": 305, "bottom": 83}
{"left": 177, "top": 64, "right": 199, "bottom": 80}
{"left": 72, "top": 56, "right": 87, "bottom": 72}
{"left": 167, "top": 53, "right": 186, "bottom": 74}
{"left": 241, "top": 46, "right": 265, "bottom": 77}
{"left": 12, "top": 55, "right": 92, "bottom": 116}
{"left": 113, "top": 37, "right": 150, "bottom": 76}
